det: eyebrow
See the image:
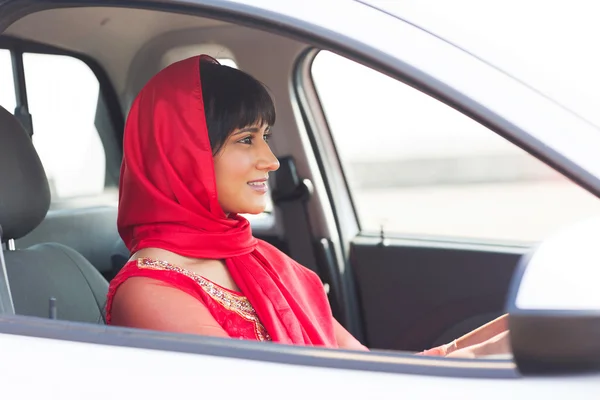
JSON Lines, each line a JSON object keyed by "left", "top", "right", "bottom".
{"left": 232, "top": 126, "right": 271, "bottom": 136}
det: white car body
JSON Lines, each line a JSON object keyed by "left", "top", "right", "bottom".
{"left": 1, "top": 330, "right": 599, "bottom": 399}
{"left": 1, "top": 0, "right": 599, "bottom": 398}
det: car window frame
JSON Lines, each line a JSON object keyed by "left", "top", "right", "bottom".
{"left": 0, "top": 0, "right": 597, "bottom": 378}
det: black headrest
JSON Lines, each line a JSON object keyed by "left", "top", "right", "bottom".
{"left": 0, "top": 106, "right": 50, "bottom": 241}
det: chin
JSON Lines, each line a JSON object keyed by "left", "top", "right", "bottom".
{"left": 243, "top": 206, "right": 267, "bottom": 215}
{"left": 232, "top": 202, "right": 267, "bottom": 215}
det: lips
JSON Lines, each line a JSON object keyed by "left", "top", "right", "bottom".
{"left": 248, "top": 178, "right": 268, "bottom": 193}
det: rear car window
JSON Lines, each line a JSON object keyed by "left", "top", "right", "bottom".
{"left": 23, "top": 52, "right": 109, "bottom": 203}
{"left": 0, "top": 49, "right": 15, "bottom": 112}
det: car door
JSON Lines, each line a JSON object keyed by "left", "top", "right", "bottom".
{"left": 301, "top": 50, "right": 600, "bottom": 352}
{"left": 1, "top": 1, "right": 600, "bottom": 396}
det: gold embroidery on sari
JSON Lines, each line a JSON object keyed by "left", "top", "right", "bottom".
{"left": 136, "top": 258, "right": 271, "bottom": 342}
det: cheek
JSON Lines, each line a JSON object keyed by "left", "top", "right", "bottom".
{"left": 214, "top": 150, "right": 252, "bottom": 194}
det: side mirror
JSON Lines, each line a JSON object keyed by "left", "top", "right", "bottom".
{"left": 506, "top": 216, "right": 600, "bottom": 373}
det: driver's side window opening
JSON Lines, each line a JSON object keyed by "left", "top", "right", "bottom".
{"left": 311, "top": 50, "right": 600, "bottom": 243}
{"left": 0, "top": 6, "right": 521, "bottom": 375}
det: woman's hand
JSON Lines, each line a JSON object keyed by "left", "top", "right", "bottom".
{"left": 445, "top": 331, "right": 511, "bottom": 358}
{"left": 416, "top": 314, "right": 511, "bottom": 358}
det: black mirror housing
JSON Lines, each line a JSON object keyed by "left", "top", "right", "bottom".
{"left": 506, "top": 217, "right": 600, "bottom": 374}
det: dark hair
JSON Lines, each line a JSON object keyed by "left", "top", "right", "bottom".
{"left": 200, "top": 60, "right": 276, "bottom": 155}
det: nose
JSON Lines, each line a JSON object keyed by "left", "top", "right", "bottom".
{"left": 257, "top": 141, "right": 280, "bottom": 172}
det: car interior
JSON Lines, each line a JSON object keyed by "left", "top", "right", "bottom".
{"left": 1, "top": 4, "right": 598, "bottom": 354}
{"left": 0, "top": 6, "right": 358, "bottom": 333}
{"left": 0, "top": 105, "right": 108, "bottom": 323}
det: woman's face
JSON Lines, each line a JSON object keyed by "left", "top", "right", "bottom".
{"left": 213, "top": 123, "right": 280, "bottom": 215}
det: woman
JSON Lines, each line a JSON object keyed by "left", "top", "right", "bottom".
{"left": 107, "top": 55, "right": 509, "bottom": 357}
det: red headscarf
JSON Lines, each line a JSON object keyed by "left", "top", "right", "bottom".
{"left": 117, "top": 55, "right": 337, "bottom": 347}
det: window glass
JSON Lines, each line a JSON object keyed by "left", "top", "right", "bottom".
{"left": 311, "top": 51, "right": 600, "bottom": 242}
{"left": 23, "top": 52, "right": 107, "bottom": 201}
{"left": 0, "top": 49, "right": 16, "bottom": 113}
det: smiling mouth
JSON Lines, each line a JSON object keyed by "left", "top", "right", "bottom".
{"left": 248, "top": 180, "right": 268, "bottom": 193}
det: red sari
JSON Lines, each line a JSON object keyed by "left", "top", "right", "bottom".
{"left": 105, "top": 55, "right": 457, "bottom": 355}
{"left": 106, "top": 55, "right": 337, "bottom": 347}
{"left": 107, "top": 258, "right": 271, "bottom": 342}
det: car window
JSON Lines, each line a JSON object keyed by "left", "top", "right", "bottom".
{"left": 23, "top": 52, "right": 110, "bottom": 204}
{"left": 311, "top": 51, "right": 600, "bottom": 242}
{"left": 0, "top": 49, "right": 15, "bottom": 112}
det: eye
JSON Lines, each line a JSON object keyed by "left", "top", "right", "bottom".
{"left": 238, "top": 136, "right": 252, "bottom": 145}
{"left": 263, "top": 133, "right": 272, "bottom": 143}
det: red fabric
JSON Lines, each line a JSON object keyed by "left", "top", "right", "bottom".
{"left": 110, "top": 55, "right": 337, "bottom": 347}
{"left": 106, "top": 260, "right": 266, "bottom": 341}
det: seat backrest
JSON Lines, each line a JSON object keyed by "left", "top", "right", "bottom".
{"left": 0, "top": 106, "right": 109, "bottom": 323}
{"left": 17, "top": 205, "right": 122, "bottom": 280}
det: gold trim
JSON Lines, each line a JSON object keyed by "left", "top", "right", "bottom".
{"left": 136, "top": 258, "right": 271, "bottom": 342}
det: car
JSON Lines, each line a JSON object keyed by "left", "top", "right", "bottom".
{"left": 0, "top": 0, "right": 599, "bottom": 397}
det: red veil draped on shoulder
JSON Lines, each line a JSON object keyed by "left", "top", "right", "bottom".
{"left": 117, "top": 55, "right": 337, "bottom": 347}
